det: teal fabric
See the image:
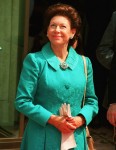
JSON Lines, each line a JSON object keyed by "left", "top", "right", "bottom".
{"left": 15, "top": 42, "right": 98, "bottom": 150}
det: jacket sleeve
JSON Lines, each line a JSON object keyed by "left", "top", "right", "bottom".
{"left": 79, "top": 58, "right": 99, "bottom": 125}
{"left": 14, "top": 53, "right": 52, "bottom": 127}
{"left": 96, "top": 12, "right": 116, "bottom": 69}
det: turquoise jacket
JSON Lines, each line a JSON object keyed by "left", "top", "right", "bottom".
{"left": 15, "top": 42, "right": 98, "bottom": 150}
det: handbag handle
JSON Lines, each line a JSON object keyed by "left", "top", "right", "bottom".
{"left": 82, "top": 55, "right": 87, "bottom": 106}
{"left": 82, "top": 56, "right": 95, "bottom": 150}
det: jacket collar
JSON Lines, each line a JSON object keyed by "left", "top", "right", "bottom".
{"left": 41, "top": 42, "right": 79, "bottom": 71}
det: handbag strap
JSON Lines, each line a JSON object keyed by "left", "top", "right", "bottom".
{"left": 82, "top": 56, "right": 93, "bottom": 139}
{"left": 82, "top": 55, "right": 87, "bottom": 106}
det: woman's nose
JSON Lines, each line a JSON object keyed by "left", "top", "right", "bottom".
{"left": 55, "top": 26, "right": 60, "bottom": 32}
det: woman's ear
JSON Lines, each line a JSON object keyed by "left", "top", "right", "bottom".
{"left": 71, "top": 28, "right": 76, "bottom": 38}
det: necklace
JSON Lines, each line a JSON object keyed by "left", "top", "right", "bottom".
{"left": 60, "top": 62, "right": 68, "bottom": 70}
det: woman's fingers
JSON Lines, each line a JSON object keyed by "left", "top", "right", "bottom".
{"left": 57, "top": 121, "right": 76, "bottom": 133}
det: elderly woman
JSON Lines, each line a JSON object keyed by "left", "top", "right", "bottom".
{"left": 15, "top": 3, "right": 98, "bottom": 150}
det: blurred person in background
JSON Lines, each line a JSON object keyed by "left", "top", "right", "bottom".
{"left": 96, "top": 11, "right": 116, "bottom": 127}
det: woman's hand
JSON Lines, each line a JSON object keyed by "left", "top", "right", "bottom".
{"left": 66, "top": 115, "right": 86, "bottom": 129}
{"left": 48, "top": 115, "right": 76, "bottom": 133}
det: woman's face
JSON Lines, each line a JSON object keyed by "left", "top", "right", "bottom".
{"left": 47, "top": 16, "right": 76, "bottom": 46}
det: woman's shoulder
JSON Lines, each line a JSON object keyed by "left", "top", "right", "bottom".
{"left": 22, "top": 51, "right": 46, "bottom": 71}
{"left": 24, "top": 51, "right": 45, "bottom": 63}
{"left": 77, "top": 54, "right": 92, "bottom": 64}
{"left": 78, "top": 54, "right": 93, "bottom": 72}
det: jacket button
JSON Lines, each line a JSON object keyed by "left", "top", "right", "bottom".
{"left": 65, "top": 84, "right": 69, "bottom": 89}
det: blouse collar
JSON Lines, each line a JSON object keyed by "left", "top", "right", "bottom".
{"left": 41, "top": 42, "right": 79, "bottom": 71}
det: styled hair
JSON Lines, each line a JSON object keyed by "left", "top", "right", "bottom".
{"left": 31, "top": 3, "right": 84, "bottom": 54}
{"left": 43, "top": 3, "right": 82, "bottom": 47}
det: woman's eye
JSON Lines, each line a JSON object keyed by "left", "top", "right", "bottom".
{"left": 60, "top": 26, "right": 66, "bottom": 29}
{"left": 49, "top": 24, "right": 66, "bottom": 29}
{"left": 50, "top": 24, "right": 56, "bottom": 28}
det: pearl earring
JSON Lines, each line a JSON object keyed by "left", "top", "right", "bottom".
{"left": 70, "top": 36, "right": 73, "bottom": 39}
